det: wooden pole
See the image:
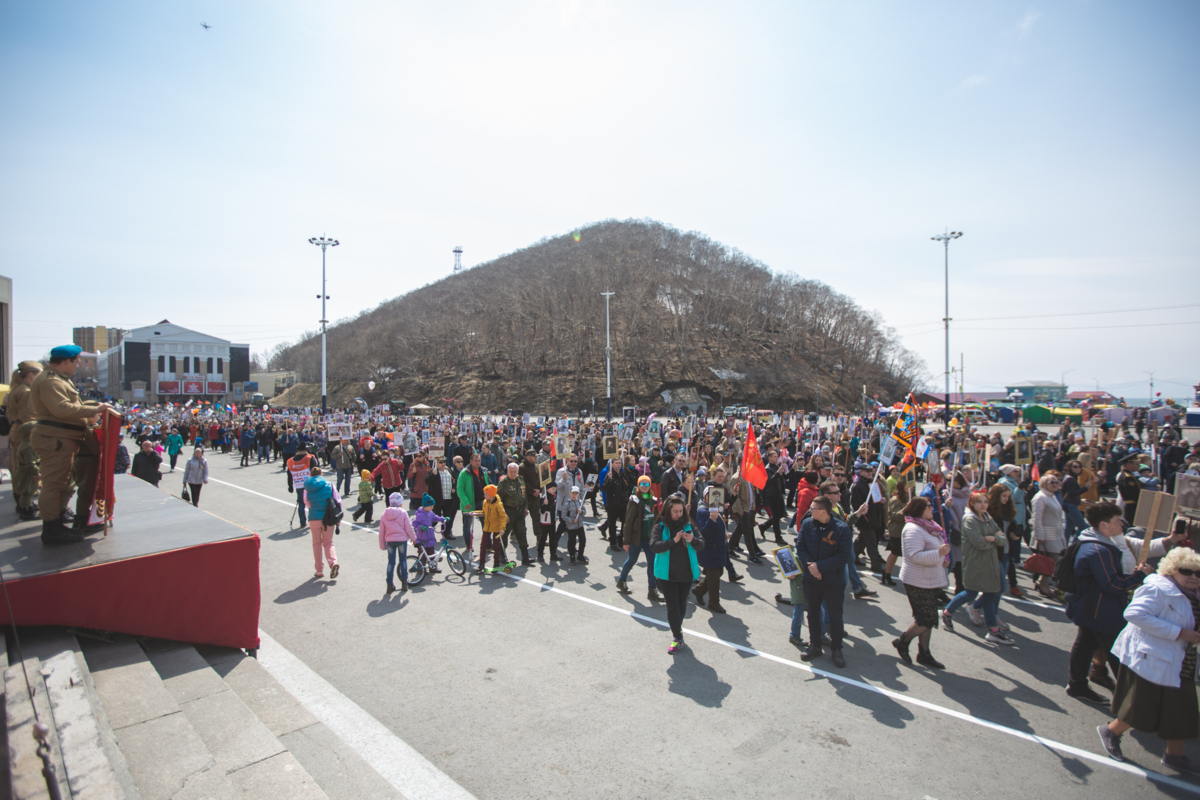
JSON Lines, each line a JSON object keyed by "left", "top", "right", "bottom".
{"left": 1138, "top": 492, "right": 1165, "bottom": 564}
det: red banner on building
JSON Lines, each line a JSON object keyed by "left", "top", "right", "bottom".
{"left": 183, "top": 380, "right": 204, "bottom": 394}
{"left": 205, "top": 381, "right": 227, "bottom": 395}
{"left": 158, "top": 380, "right": 180, "bottom": 394}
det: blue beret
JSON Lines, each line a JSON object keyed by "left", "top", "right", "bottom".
{"left": 50, "top": 344, "right": 82, "bottom": 359}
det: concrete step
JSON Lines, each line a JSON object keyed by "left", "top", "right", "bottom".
{"left": 80, "top": 635, "right": 243, "bottom": 800}
{"left": 141, "top": 639, "right": 326, "bottom": 800}
{"left": 5, "top": 656, "right": 69, "bottom": 800}
{"left": 17, "top": 627, "right": 139, "bottom": 800}
{"left": 197, "top": 645, "right": 404, "bottom": 800}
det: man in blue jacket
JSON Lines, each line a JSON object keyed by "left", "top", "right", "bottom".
{"left": 1064, "top": 501, "right": 1152, "bottom": 703}
{"left": 795, "top": 495, "right": 854, "bottom": 668}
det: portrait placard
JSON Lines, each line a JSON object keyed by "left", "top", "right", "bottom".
{"left": 602, "top": 436, "right": 619, "bottom": 461}
{"left": 773, "top": 546, "right": 801, "bottom": 579}
{"left": 537, "top": 460, "right": 553, "bottom": 487}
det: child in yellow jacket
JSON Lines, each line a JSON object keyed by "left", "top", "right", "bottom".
{"left": 479, "top": 484, "right": 509, "bottom": 573}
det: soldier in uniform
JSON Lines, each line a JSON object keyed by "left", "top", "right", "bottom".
{"left": 29, "top": 345, "right": 109, "bottom": 544}
{"left": 6, "top": 360, "right": 43, "bottom": 520}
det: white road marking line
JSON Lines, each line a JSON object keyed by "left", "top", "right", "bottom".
{"left": 500, "top": 572, "right": 1200, "bottom": 795}
{"left": 212, "top": 474, "right": 1197, "bottom": 793}
{"left": 256, "top": 630, "right": 476, "bottom": 800}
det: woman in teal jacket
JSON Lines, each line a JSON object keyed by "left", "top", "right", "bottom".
{"left": 304, "top": 466, "right": 339, "bottom": 579}
{"left": 166, "top": 428, "right": 185, "bottom": 472}
{"left": 651, "top": 496, "right": 705, "bottom": 654}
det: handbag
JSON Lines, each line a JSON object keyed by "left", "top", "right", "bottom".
{"left": 1023, "top": 550, "right": 1056, "bottom": 576}
{"left": 181, "top": 475, "right": 190, "bottom": 503}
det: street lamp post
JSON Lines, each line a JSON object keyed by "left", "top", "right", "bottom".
{"left": 931, "top": 229, "right": 963, "bottom": 425}
{"left": 601, "top": 290, "right": 615, "bottom": 421}
{"left": 1144, "top": 371, "right": 1156, "bottom": 406}
{"left": 308, "top": 235, "right": 339, "bottom": 414}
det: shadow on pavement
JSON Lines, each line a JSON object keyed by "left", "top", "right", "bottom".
{"left": 274, "top": 578, "right": 330, "bottom": 604}
{"left": 667, "top": 647, "right": 732, "bottom": 708}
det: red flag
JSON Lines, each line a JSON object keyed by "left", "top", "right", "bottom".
{"left": 1031, "top": 463, "right": 1040, "bottom": 482}
{"left": 742, "top": 422, "right": 768, "bottom": 490}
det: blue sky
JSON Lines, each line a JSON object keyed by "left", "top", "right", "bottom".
{"left": 3, "top": 1, "right": 1197, "bottom": 401}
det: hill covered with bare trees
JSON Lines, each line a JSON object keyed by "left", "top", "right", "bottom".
{"left": 271, "top": 219, "right": 929, "bottom": 413}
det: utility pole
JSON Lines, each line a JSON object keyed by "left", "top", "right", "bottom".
{"left": 601, "top": 290, "right": 615, "bottom": 421}
{"left": 1144, "top": 371, "right": 1156, "bottom": 406}
{"left": 308, "top": 235, "right": 339, "bottom": 414}
{"left": 931, "top": 229, "right": 962, "bottom": 426}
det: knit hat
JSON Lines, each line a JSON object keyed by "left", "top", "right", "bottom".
{"left": 998, "top": 464, "right": 1021, "bottom": 476}
{"left": 361, "top": 469, "right": 371, "bottom": 480}
{"left": 422, "top": 493, "right": 435, "bottom": 507}
{"left": 637, "top": 475, "right": 651, "bottom": 488}
{"left": 483, "top": 484, "right": 498, "bottom": 497}
{"left": 388, "top": 492, "right": 404, "bottom": 507}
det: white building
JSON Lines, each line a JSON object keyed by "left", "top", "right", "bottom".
{"left": 98, "top": 320, "right": 250, "bottom": 404}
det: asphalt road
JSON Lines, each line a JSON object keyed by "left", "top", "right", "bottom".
{"left": 178, "top": 444, "right": 1197, "bottom": 800}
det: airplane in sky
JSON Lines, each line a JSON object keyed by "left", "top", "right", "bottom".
{"left": 201, "top": 22, "right": 212, "bottom": 30}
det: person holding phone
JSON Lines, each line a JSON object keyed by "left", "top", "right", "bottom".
{"left": 651, "top": 496, "right": 706, "bottom": 654}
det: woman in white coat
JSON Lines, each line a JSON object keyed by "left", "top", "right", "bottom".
{"left": 1031, "top": 473, "right": 1066, "bottom": 597}
{"left": 1097, "top": 547, "right": 1200, "bottom": 774}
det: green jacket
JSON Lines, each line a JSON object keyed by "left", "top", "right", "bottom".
{"left": 456, "top": 466, "right": 491, "bottom": 513}
{"left": 166, "top": 432, "right": 184, "bottom": 456}
{"left": 497, "top": 475, "right": 527, "bottom": 512}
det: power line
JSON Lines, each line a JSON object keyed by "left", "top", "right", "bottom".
{"left": 956, "top": 319, "right": 1200, "bottom": 332}
{"left": 892, "top": 302, "right": 1200, "bottom": 329}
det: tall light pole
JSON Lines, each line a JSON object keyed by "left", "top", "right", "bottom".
{"left": 1144, "top": 370, "right": 1156, "bottom": 406}
{"left": 308, "top": 235, "right": 339, "bottom": 413}
{"left": 601, "top": 290, "right": 615, "bottom": 421}
{"left": 931, "top": 229, "right": 963, "bottom": 425}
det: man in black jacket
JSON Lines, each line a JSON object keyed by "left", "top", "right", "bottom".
{"left": 795, "top": 495, "right": 853, "bottom": 668}
{"left": 757, "top": 450, "right": 787, "bottom": 545}
{"left": 849, "top": 461, "right": 885, "bottom": 572}
{"left": 131, "top": 440, "right": 163, "bottom": 486}
{"left": 659, "top": 453, "right": 688, "bottom": 502}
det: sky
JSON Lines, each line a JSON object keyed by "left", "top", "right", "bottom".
{"left": 2, "top": 1, "right": 1198, "bottom": 402}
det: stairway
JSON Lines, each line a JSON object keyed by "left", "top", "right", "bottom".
{"left": 4, "top": 627, "right": 403, "bottom": 800}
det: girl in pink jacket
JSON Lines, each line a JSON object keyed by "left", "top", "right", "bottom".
{"left": 378, "top": 493, "right": 417, "bottom": 593}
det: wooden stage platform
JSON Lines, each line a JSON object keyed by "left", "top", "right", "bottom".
{"left": 0, "top": 475, "right": 260, "bottom": 650}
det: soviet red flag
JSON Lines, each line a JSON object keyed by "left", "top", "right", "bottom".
{"left": 742, "top": 422, "right": 768, "bottom": 490}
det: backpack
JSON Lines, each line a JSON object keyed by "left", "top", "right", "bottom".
{"left": 1054, "top": 537, "right": 1118, "bottom": 595}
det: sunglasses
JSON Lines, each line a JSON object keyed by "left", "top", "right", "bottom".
{"left": 1178, "top": 568, "right": 1200, "bottom": 578}
{"left": 823, "top": 490, "right": 840, "bottom": 496}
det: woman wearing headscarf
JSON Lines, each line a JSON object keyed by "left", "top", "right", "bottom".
{"left": 1098, "top": 547, "right": 1200, "bottom": 774}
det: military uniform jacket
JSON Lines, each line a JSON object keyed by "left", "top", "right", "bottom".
{"left": 29, "top": 368, "right": 98, "bottom": 441}
{"left": 5, "top": 383, "right": 36, "bottom": 445}
{"left": 497, "top": 475, "right": 527, "bottom": 512}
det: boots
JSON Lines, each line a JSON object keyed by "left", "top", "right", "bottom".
{"left": 916, "top": 646, "right": 945, "bottom": 670}
{"left": 692, "top": 583, "right": 707, "bottom": 603}
{"left": 1090, "top": 664, "right": 1116, "bottom": 691}
{"left": 648, "top": 587, "right": 662, "bottom": 602}
{"left": 616, "top": 579, "right": 631, "bottom": 594}
{"left": 41, "top": 520, "right": 84, "bottom": 546}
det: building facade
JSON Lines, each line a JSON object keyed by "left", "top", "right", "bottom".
{"left": 0, "top": 275, "right": 11, "bottom": 380}
{"left": 1005, "top": 381, "right": 1068, "bottom": 404}
{"left": 98, "top": 321, "right": 249, "bottom": 404}
{"left": 73, "top": 325, "right": 124, "bottom": 355}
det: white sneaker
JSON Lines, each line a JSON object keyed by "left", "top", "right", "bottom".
{"left": 967, "top": 606, "right": 984, "bottom": 627}
{"left": 986, "top": 630, "right": 1015, "bottom": 646}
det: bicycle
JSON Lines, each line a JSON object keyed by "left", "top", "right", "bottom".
{"left": 405, "top": 525, "right": 467, "bottom": 585}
